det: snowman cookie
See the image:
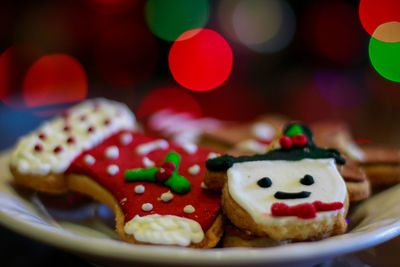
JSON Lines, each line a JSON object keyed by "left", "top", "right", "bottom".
{"left": 205, "top": 124, "right": 348, "bottom": 241}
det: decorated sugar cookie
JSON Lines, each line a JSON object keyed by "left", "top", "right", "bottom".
{"left": 205, "top": 124, "right": 348, "bottom": 241}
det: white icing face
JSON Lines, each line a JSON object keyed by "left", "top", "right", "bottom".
{"left": 227, "top": 159, "right": 346, "bottom": 225}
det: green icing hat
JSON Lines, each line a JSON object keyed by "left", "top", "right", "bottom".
{"left": 206, "top": 123, "right": 345, "bottom": 172}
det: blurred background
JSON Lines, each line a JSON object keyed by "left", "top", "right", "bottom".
{"left": 1, "top": 0, "right": 400, "bottom": 150}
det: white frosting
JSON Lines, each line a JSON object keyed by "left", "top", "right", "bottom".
{"left": 105, "top": 146, "right": 119, "bottom": 159}
{"left": 124, "top": 214, "right": 204, "bottom": 246}
{"left": 135, "top": 185, "right": 145, "bottom": 194}
{"left": 236, "top": 139, "right": 268, "bottom": 153}
{"left": 120, "top": 132, "right": 132, "bottom": 145}
{"left": 160, "top": 191, "right": 173, "bottom": 202}
{"left": 136, "top": 139, "right": 169, "bottom": 155}
{"left": 179, "top": 142, "right": 198, "bottom": 154}
{"left": 335, "top": 134, "right": 365, "bottom": 161}
{"left": 183, "top": 205, "right": 195, "bottom": 214}
{"left": 107, "top": 164, "right": 119, "bottom": 176}
{"left": 227, "top": 159, "right": 346, "bottom": 226}
{"left": 142, "top": 157, "right": 155, "bottom": 168}
{"left": 10, "top": 98, "right": 136, "bottom": 175}
{"left": 188, "top": 164, "right": 200, "bottom": 175}
{"left": 141, "top": 203, "right": 153, "bottom": 211}
{"left": 83, "top": 154, "right": 95, "bottom": 165}
{"left": 252, "top": 122, "right": 275, "bottom": 140}
{"left": 207, "top": 152, "right": 220, "bottom": 159}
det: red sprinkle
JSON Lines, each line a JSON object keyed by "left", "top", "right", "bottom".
{"left": 162, "top": 161, "right": 176, "bottom": 171}
{"left": 292, "top": 134, "right": 307, "bottom": 147}
{"left": 63, "top": 125, "right": 71, "bottom": 132}
{"left": 155, "top": 167, "right": 173, "bottom": 182}
{"left": 80, "top": 115, "right": 87, "bottom": 121}
{"left": 88, "top": 126, "right": 95, "bottom": 133}
{"left": 38, "top": 133, "right": 46, "bottom": 140}
{"left": 104, "top": 119, "right": 111, "bottom": 125}
{"left": 279, "top": 136, "right": 293, "bottom": 149}
{"left": 34, "top": 144, "right": 43, "bottom": 152}
{"left": 256, "top": 138, "right": 272, "bottom": 145}
{"left": 54, "top": 145, "right": 63, "bottom": 153}
{"left": 67, "top": 137, "right": 75, "bottom": 144}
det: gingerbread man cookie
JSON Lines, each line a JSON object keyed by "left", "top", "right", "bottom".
{"left": 205, "top": 124, "right": 348, "bottom": 241}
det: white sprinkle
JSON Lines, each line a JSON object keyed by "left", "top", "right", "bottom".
{"left": 120, "top": 197, "right": 127, "bottom": 204}
{"left": 183, "top": 205, "right": 195, "bottom": 214}
{"left": 136, "top": 139, "right": 169, "bottom": 155}
{"left": 135, "top": 185, "right": 145, "bottom": 194}
{"left": 207, "top": 152, "right": 220, "bottom": 159}
{"left": 188, "top": 164, "right": 200, "bottom": 175}
{"left": 201, "top": 182, "right": 208, "bottom": 189}
{"left": 84, "top": 154, "right": 95, "bottom": 165}
{"left": 160, "top": 191, "right": 173, "bottom": 202}
{"left": 107, "top": 164, "right": 119, "bottom": 176}
{"left": 142, "top": 157, "right": 155, "bottom": 168}
{"left": 142, "top": 203, "right": 153, "bottom": 212}
{"left": 105, "top": 146, "right": 119, "bottom": 159}
{"left": 180, "top": 142, "right": 198, "bottom": 154}
{"left": 120, "top": 133, "right": 132, "bottom": 145}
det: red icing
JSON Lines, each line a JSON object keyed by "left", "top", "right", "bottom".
{"left": 271, "top": 201, "right": 344, "bottom": 219}
{"left": 34, "top": 144, "right": 43, "bottom": 152}
{"left": 256, "top": 138, "right": 272, "bottom": 145}
{"left": 279, "top": 136, "right": 293, "bottom": 149}
{"left": 66, "top": 131, "right": 221, "bottom": 232}
{"left": 292, "top": 134, "right": 307, "bottom": 147}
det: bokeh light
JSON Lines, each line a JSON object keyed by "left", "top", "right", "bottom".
{"left": 23, "top": 54, "right": 87, "bottom": 108}
{"left": 94, "top": 22, "right": 159, "bottom": 88}
{"left": 369, "top": 33, "right": 400, "bottom": 83}
{"left": 0, "top": 45, "right": 44, "bottom": 109}
{"left": 359, "top": 0, "right": 400, "bottom": 42}
{"left": 87, "top": 0, "right": 139, "bottom": 14}
{"left": 232, "top": 0, "right": 296, "bottom": 53}
{"left": 145, "top": 0, "right": 209, "bottom": 42}
{"left": 303, "top": 1, "right": 365, "bottom": 64}
{"left": 168, "top": 29, "right": 233, "bottom": 92}
{"left": 314, "top": 70, "right": 369, "bottom": 109}
{"left": 136, "top": 87, "right": 202, "bottom": 119}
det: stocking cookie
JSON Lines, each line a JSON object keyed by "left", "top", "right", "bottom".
{"left": 10, "top": 98, "right": 136, "bottom": 193}
{"left": 66, "top": 131, "right": 223, "bottom": 247}
{"left": 205, "top": 124, "right": 348, "bottom": 241}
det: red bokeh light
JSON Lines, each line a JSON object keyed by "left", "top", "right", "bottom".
{"left": 0, "top": 45, "right": 44, "bottom": 108}
{"left": 302, "top": 1, "right": 365, "bottom": 64}
{"left": 359, "top": 0, "right": 400, "bottom": 38}
{"left": 169, "top": 29, "right": 233, "bottom": 92}
{"left": 94, "top": 22, "right": 159, "bottom": 88}
{"left": 23, "top": 54, "right": 87, "bottom": 108}
{"left": 136, "top": 87, "right": 202, "bottom": 119}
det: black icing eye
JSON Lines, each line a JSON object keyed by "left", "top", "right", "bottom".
{"left": 257, "top": 177, "right": 272, "bottom": 188}
{"left": 300, "top": 174, "right": 314, "bottom": 185}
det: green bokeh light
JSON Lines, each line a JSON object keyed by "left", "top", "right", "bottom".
{"left": 369, "top": 36, "right": 400, "bottom": 82}
{"left": 145, "top": 0, "right": 209, "bottom": 41}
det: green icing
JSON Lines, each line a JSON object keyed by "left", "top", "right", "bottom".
{"left": 124, "top": 151, "right": 191, "bottom": 194}
{"left": 285, "top": 124, "right": 303, "bottom": 137}
{"left": 206, "top": 124, "right": 345, "bottom": 172}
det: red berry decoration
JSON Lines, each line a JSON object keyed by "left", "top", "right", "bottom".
{"left": 162, "top": 161, "right": 176, "bottom": 171}
{"left": 155, "top": 167, "right": 173, "bottom": 182}
{"left": 292, "top": 134, "right": 307, "bottom": 147}
{"left": 279, "top": 136, "right": 293, "bottom": 149}
{"left": 34, "top": 144, "right": 43, "bottom": 152}
{"left": 54, "top": 145, "right": 63, "bottom": 153}
{"left": 67, "top": 137, "right": 75, "bottom": 144}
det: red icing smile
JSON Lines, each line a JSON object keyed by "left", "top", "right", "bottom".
{"left": 66, "top": 131, "right": 221, "bottom": 232}
{"left": 271, "top": 201, "right": 344, "bottom": 219}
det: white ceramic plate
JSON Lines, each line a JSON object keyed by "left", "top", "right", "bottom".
{"left": 0, "top": 151, "right": 400, "bottom": 267}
